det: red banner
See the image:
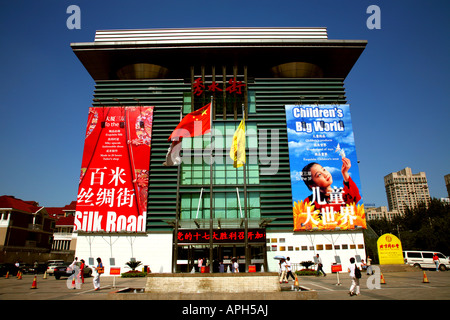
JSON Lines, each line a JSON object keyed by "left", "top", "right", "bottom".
{"left": 75, "top": 106, "right": 154, "bottom": 232}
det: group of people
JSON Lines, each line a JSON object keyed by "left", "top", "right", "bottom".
{"left": 280, "top": 254, "right": 375, "bottom": 297}
{"left": 278, "top": 257, "right": 296, "bottom": 283}
{"left": 198, "top": 257, "right": 240, "bottom": 273}
{"left": 69, "top": 257, "right": 104, "bottom": 291}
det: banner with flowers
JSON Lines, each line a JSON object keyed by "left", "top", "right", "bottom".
{"left": 285, "top": 104, "right": 366, "bottom": 231}
{"left": 75, "top": 106, "right": 154, "bottom": 232}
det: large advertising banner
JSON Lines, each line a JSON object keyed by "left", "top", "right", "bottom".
{"left": 285, "top": 104, "right": 366, "bottom": 231}
{"left": 75, "top": 106, "right": 154, "bottom": 232}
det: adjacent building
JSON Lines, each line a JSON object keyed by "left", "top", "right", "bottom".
{"left": 384, "top": 167, "right": 431, "bottom": 215}
{"left": 0, "top": 195, "right": 55, "bottom": 263}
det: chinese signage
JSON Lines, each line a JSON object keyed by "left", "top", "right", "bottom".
{"left": 285, "top": 105, "right": 366, "bottom": 231}
{"left": 177, "top": 229, "right": 266, "bottom": 244}
{"left": 377, "top": 233, "right": 403, "bottom": 265}
{"left": 75, "top": 106, "right": 154, "bottom": 232}
{"left": 192, "top": 77, "right": 246, "bottom": 96}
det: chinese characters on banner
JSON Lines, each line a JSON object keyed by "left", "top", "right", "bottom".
{"left": 177, "top": 229, "right": 266, "bottom": 244}
{"left": 192, "top": 78, "right": 246, "bottom": 96}
{"left": 75, "top": 106, "right": 154, "bottom": 232}
{"left": 285, "top": 105, "right": 366, "bottom": 231}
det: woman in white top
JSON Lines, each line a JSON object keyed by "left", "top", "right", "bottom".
{"left": 348, "top": 257, "right": 360, "bottom": 296}
{"left": 279, "top": 259, "right": 288, "bottom": 283}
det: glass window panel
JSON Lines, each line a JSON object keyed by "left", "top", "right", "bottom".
{"left": 215, "top": 193, "right": 226, "bottom": 209}
{"left": 228, "top": 208, "right": 239, "bottom": 219}
{"left": 226, "top": 192, "right": 238, "bottom": 209}
{"left": 249, "top": 208, "right": 260, "bottom": 218}
{"left": 226, "top": 169, "right": 237, "bottom": 184}
{"left": 247, "top": 91, "right": 255, "bottom": 113}
{"left": 215, "top": 209, "right": 226, "bottom": 219}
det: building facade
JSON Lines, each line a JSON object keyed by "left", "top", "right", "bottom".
{"left": 0, "top": 195, "right": 55, "bottom": 263}
{"left": 384, "top": 167, "right": 431, "bottom": 215}
{"left": 366, "top": 206, "right": 400, "bottom": 221}
{"left": 71, "top": 27, "right": 368, "bottom": 274}
{"left": 445, "top": 173, "right": 450, "bottom": 198}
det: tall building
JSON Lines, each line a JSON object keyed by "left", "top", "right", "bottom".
{"left": 71, "top": 27, "right": 368, "bottom": 274}
{"left": 384, "top": 167, "right": 431, "bottom": 215}
{"left": 445, "top": 173, "right": 450, "bottom": 198}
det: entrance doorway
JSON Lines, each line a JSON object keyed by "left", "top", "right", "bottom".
{"left": 175, "top": 244, "right": 265, "bottom": 273}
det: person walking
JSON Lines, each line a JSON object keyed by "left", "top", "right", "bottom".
{"left": 285, "top": 257, "right": 296, "bottom": 281}
{"left": 279, "top": 258, "right": 288, "bottom": 283}
{"left": 79, "top": 259, "right": 85, "bottom": 284}
{"left": 366, "top": 255, "right": 373, "bottom": 275}
{"left": 93, "top": 257, "right": 103, "bottom": 291}
{"left": 315, "top": 254, "right": 326, "bottom": 277}
{"left": 348, "top": 257, "right": 361, "bottom": 296}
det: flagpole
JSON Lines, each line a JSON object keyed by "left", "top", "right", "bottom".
{"left": 209, "top": 96, "right": 214, "bottom": 273}
{"left": 173, "top": 106, "right": 182, "bottom": 273}
{"left": 242, "top": 103, "right": 249, "bottom": 272}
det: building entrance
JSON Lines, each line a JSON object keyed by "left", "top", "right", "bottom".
{"left": 175, "top": 244, "right": 265, "bottom": 273}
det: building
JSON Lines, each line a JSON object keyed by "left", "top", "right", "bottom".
{"left": 366, "top": 206, "right": 400, "bottom": 221}
{"left": 445, "top": 174, "right": 450, "bottom": 198}
{"left": 71, "top": 27, "right": 368, "bottom": 274}
{"left": 0, "top": 195, "right": 55, "bottom": 263}
{"left": 47, "top": 201, "right": 76, "bottom": 253}
{"left": 384, "top": 167, "right": 431, "bottom": 215}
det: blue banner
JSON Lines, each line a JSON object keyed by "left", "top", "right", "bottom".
{"left": 285, "top": 104, "right": 366, "bottom": 231}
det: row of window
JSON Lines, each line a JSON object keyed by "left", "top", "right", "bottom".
{"left": 268, "top": 244, "right": 365, "bottom": 252}
{"left": 180, "top": 192, "right": 261, "bottom": 220}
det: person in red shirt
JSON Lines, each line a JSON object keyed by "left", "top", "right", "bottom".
{"left": 433, "top": 253, "right": 440, "bottom": 272}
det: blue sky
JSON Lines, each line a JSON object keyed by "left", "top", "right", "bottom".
{"left": 0, "top": 0, "right": 449, "bottom": 207}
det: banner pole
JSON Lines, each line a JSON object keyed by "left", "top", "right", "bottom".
{"left": 242, "top": 103, "right": 249, "bottom": 272}
{"left": 209, "top": 96, "right": 214, "bottom": 273}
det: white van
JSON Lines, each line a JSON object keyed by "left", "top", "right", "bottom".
{"left": 403, "top": 251, "right": 449, "bottom": 271}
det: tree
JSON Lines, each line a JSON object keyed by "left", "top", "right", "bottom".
{"left": 125, "top": 260, "right": 143, "bottom": 271}
{"left": 366, "top": 198, "right": 450, "bottom": 255}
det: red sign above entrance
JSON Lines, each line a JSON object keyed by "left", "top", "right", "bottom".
{"left": 192, "top": 78, "right": 246, "bottom": 96}
{"left": 177, "top": 228, "right": 266, "bottom": 244}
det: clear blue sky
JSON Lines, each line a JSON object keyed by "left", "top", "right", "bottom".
{"left": 0, "top": 0, "right": 449, "bottom": 207}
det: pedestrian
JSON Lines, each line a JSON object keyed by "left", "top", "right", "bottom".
{"left": 198, "top": 257, "right": 203, "bottom": 272}
{"left": 348, "top": 257, "right": 361, "bottom": 296}
{"left": 93, "top": 257, "right": 103, "bottom": 291}
{"left": 315, "top": 254, "right": 326, "bottom": 277}
{"left": 433, "top": 253, "right": 440, "bottom": 272}
{"left": 219, "top": 260, "right": 224, "bottom": 273}
{"left": 285, "top": 257, "right": 295, "bottom": 281}
{"left": 79, "top": 259, "right": 85, "bottom": 284}
{"left": 279, "top": 258, "right": 288, "bottom": 283}
{"left": 33, "top": 260, "right": 39, "bottom": 275}
{"left": 366, "top": 255, "right": 373, "bottom": 275}
{"left": 232, "top": 258, "right": 239, "bottom": 273}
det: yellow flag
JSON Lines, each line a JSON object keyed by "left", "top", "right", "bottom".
{"left": 230, "top": 119, "right": 246, "bottom": 168}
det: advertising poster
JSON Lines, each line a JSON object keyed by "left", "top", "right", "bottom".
{"left": 377, "top": 233, "right": 403, "bottom": 264}
{"left": 285, "top": 104, "right": 366, "bottom": 231}
{"left": 75, "top": 106, "right": 154, "bottom": 232}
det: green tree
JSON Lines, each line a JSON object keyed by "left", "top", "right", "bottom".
{"left": 366, "top": 198, "right": 450, "bottom": 255}
{"left": 125, "top": 260, "right": 143, "bottom": 271}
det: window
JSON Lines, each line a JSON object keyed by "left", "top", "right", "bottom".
{"left": 180, "top": 192, "right": 260, "bottom": 220}
{"left": 180, "top": 122, "right": 259, "bottom": 185}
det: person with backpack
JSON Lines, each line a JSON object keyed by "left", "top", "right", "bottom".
{"left": 348, "top": 257, "right": 361, "bottom": 296}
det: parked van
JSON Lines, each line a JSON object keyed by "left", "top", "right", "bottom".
{"left": 403, "top": 251, "right": 449, "bottom": 271}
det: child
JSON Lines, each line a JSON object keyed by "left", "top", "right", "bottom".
{"left": 301, "top": 157, "right": 361, "bottom": 211}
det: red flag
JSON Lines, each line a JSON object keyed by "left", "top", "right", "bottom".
{"left": 168, "top": 103, "right": 211, "bottom": 141}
